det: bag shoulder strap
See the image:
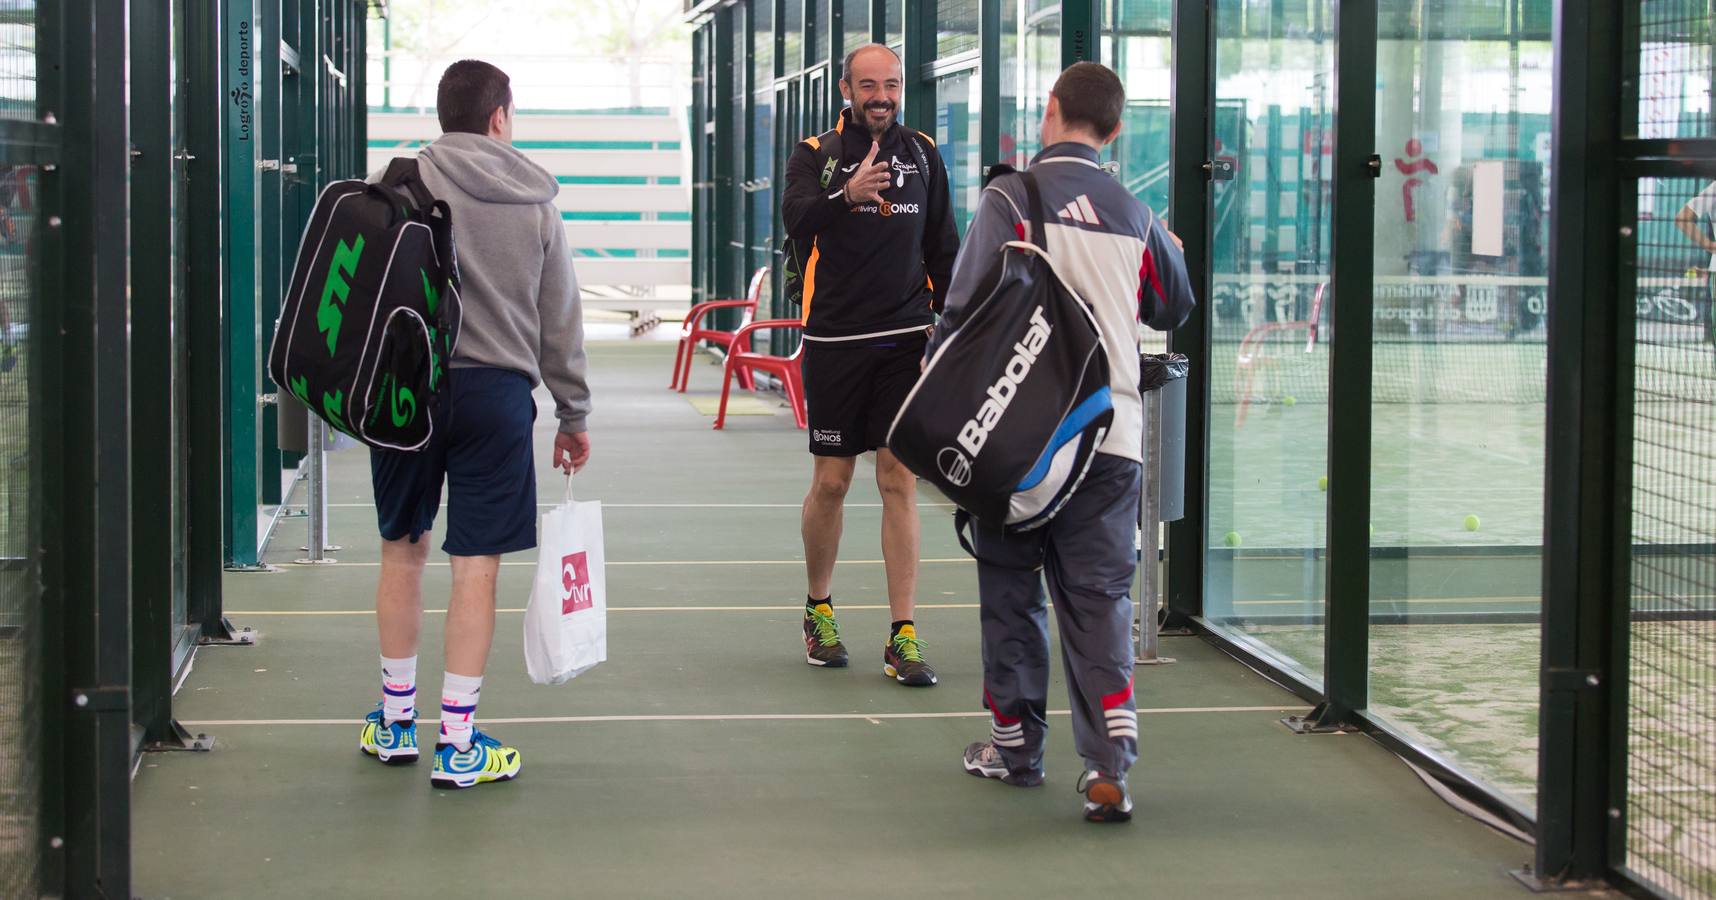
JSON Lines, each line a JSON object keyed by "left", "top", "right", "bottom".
{"left": 381, "top": 157, "right": 436, "bottom": 216}
{"left": 905, "top": 131, "right": 933, "bottom": 190}
{"left": 1019, "top": 169, "right": 1048, "bottom": 251}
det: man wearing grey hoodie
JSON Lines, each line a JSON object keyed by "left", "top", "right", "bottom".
{"left": 358, "top": 60, "right": 591, "bottom": 790}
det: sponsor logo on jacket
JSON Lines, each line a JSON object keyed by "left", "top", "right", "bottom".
{"left": 849, "top": 201, "right": 921, "bottom": 217}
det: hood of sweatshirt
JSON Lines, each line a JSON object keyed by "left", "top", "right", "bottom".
{"left": 417, "top": 132, "right": 558, "bottom": 205}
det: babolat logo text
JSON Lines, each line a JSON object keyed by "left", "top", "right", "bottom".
{"left": 956, "top": 305, "right": 1052, "bottom": 457}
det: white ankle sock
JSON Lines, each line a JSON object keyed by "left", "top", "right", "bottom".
{"left": 380, "top": 655, "right": 417, "bottom": 725}
{"left": 439, "top": 672, "right": 483, "bottom": 748}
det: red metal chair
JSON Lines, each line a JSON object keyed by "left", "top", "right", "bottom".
{"left": 671, "top": 265, "right": 768, "bottom": 392}
{"left": 713, "top": 319, "right": 806, "bottom": 430}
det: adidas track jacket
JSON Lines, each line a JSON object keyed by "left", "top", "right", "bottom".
{"left": 931, "top": 142, "right": 1196, "bottom": 462}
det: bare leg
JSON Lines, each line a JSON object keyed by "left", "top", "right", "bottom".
{"left": 874, "top": 449, "right": 919, "bottom": 622}
{"left": 803, "top": 455, "right": 857, "bottom": 600}
{"left": 444, "top": 554, "right": 501, "bottom": 677}
{"left": 376, "top": 535, "right": 430, "bottom": 659}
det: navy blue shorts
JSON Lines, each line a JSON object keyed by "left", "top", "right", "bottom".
{"left": 370, "top": 366, "right": 538, "bottom": 557}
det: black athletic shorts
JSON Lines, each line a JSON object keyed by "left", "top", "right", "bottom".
{"left": 801, "top": 332, "right": 929, "bottom": 457}
{"left": 370, "top": 366, "right": 538, "bottom": 557}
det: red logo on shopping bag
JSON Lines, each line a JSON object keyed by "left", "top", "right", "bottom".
{"left": 561, "top": 552, "right": 592, "bottom": 615}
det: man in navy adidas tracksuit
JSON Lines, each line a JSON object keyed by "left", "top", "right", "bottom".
{"left": 930, "top": 62, "right": 1196, "bottom": 822}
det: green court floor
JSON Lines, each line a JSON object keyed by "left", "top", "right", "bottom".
{"left": 131, "top": 342, "right": 1551, "bottom": 899}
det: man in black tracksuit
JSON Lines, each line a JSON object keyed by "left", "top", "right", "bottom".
{"left": 781, "top": 43, "right": 961, "bottom": 688}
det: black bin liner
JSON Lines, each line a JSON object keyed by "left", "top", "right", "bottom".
{"left": 1141, "top": 353, "right": 1188, "bottom": 523}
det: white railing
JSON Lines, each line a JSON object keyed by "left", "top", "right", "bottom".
{"left": 366, "top": 52, "right": 690, "bottom": 113}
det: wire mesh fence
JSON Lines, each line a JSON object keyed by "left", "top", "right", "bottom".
{"left": 1624, "top": 180, "right": 1716, "bottom": 900}
{"left": 0, "top": 159, "right": 39, "bottom": 900}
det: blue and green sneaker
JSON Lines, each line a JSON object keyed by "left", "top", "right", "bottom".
{"left": 359, "top": 707, "right": 420, "bottom": 765}
{"left": 431, "top": 730, "right": 522, "bottom": 789}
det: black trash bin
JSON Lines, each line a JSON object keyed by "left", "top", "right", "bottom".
{"left": 1140, "top": 352, "right": 1189, "bottom": 523}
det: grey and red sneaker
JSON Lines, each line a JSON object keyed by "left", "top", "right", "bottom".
{"left": 1077, "top": 770, "right": 1134, "bottom": 823}
{"left": 961, "top": 740, "right": 1044, "bottom": 787}
{"left": 803, "top": 601, "right": 849, "bottom": 667}
{"left": 883, "top": 625, "right": 937, "bottom": 686}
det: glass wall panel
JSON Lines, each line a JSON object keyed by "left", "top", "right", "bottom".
{"left": 844, "top": 0, "right": 872, "bottom": 55}
{"left": 1202, "top": 0, "right": 1334, "bottom": 683}
{"left": 728, "top": 6, "right": 751, "bottom": 294}
{"left": 812, "top": 0, "right": 830, "bottom": 63}
{"left": 756, "top": 0, "right": 776, "bottom": 82}
{"left": 936, "top": 0, "right": 980, "bottom": 58}
{"left": 999, "top": 0, "right": 1020, "bottom": 165}
{"left": 784, "top": 0, "right": 805, "bottom": 73}
{"left": 934, "top": 70, "right": 981, "bottom": 233}
{"left": 1105, "top": 0, "right": 1171, "bottom": 212}
{"left": 999, "top": 0, "right": 1056, "bottom": 169}
{"left": 1365, "top": 3, "right": 1552, "bottom": 806}
{"left": 885, "top": 0, "right": 904, "bottom": 47}
{"left": 1105, "top": 0, "right": 1172, "bottom": 358}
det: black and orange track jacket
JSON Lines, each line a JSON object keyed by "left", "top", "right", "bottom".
{"left": 780, "top": 107, "right": 961, "bottom": 343}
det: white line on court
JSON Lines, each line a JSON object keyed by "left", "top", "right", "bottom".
{"left": 181, "top": 706, "right": 1309, "bottom": 727}
{"left": 233, "top": 603, "right": 983, "bottom": 615}
{"left": 322, "top": 502, "right": 958, "bottom": 509}
{"left": 229, "top": 596, "right": 1558, "bottom": 616}
{"left": 266, "top": 558, "right": 976, "bottom": 568}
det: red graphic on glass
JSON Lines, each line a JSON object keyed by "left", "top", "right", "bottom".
{"left": 561, "top": 552, "right": 593, "bottom": 615}
{"left": 1393, "top": 138, "right": 1440, "bottom": 222}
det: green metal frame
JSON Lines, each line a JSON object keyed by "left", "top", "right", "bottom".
{"left": 1061, "top": 0, "right": 1100, "bottom": 64}
{"left": 259, "top": 0, "right": 286, "bottom": 505}
{"left": 223, "top": 0, "right": 262, "bottom": 568}
{"left": 57, "top": 1, "right": 134, "bottom": 894}
{"left": 1530, "top": 0, "right": 1628, "bottom": 887}
{"left": 130, "top": 0, "right": 202, "bottom": 751}
{"left": 1165, "top": 0, "right": 1213, "bottom": 624}
{"left": 1288, "top": 0, "right": 1376, "bottom": 732}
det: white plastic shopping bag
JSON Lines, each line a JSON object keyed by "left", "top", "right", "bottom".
{"left": 524, "top": 475, "right": 607, "bottom": 684}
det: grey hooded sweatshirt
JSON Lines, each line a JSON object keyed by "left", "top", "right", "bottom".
{"left": 410, "top": 132, "right": 590, "bottom": 433}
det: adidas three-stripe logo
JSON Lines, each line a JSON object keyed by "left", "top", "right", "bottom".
{"left": 991, "top": 720, "right": 1026, "bottom": 748}
{"left": 1105, "top": 708, "right": 1139, "bottom": 741}
{"left": 1057, "top": 194, "right": 1102, "bottom": 226}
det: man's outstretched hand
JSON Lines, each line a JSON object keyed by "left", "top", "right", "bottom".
{"left": 554, "top": 431, "right": 591, "bottom": 473}
{"left": 843, "top": 140, "right": 892, "bottom": 206}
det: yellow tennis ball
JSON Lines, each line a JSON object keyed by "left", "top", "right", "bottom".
{"left": 1282, "top": 395, "right": 1297, "bottom": 407}
{"left": 1317, "top": 476, "right": 1328, "bottom": 492}
{"left": 1464, "top": 514, "right": 1481, "bottom": 532}
{"left": 1224, "top": 531, "right": 1242, "bottom": 548}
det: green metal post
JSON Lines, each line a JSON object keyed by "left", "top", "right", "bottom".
{"left": 980, "top": 0, "right": 1000, "bottom": 171}
{"left": 1062, "top": 0, "right": 1100, "bottom": 65}
{"left": 60, "top": 0, "right": 134, "bottom": 892}
{"left": 900, "top": 0, "right": 933, "bottom": 134}
{"left": 1165, "top": 0, "right": 1213, "bottom": 623}
{"left": 691, "top": 24, "right": 707, "bottom": 306}
{"left": 186, "top": 0, "right": 252, "bottom": 642}
{"left": 223, "top": 0, "right": 262, "bottom": 568}
{"left": 715, "top": 7, "right": 737, "bottom": 300}
{"left": 129, "top": 0, "right": 198, "bottom": 749}
{"left": 1286, "top": 0, "right": 1376, "bottom": 733}
{"left": 1527, "top": 0, "right": 1627, "bottom": 889}
{"left": 872, "top": 0, "right": 886, "bottom": 43}
{"left": 259, "top": 0, "right": 285, "bottom": 506}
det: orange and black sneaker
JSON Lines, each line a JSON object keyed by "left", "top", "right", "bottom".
{"left": 804, "top": 601, "right": 849, "bottom": 667}
{"left": 883, "top": 624, "right": 937, "bottom": 686}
